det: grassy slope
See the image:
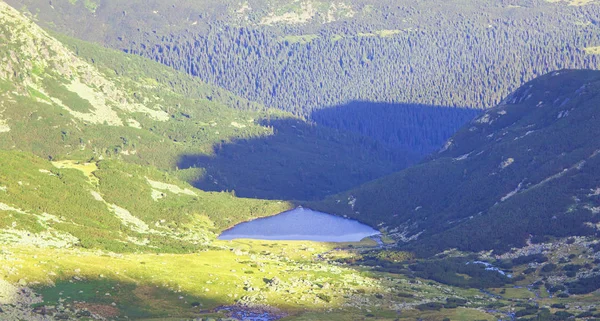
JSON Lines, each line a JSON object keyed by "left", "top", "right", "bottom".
{"left": 312, "top": 70, "right": 600, "bottom": 255}
{"left": 0, "top": 150, "right": 292, "bottom": 252}
{"left": 4, "top": 235, "right": 600, "bottom": 320}
{"left": 0, "top": 0, "right": 274, "bottom": 168}
{"left": 2, "top": 240, "right": 506, "bottom": 320}
{"left": 0, "top": 0, "right": 298, "bottom": 254}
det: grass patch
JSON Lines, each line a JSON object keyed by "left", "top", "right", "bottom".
{"left": 491, "top": 287, "right": 535, "bottom": 299}
{"left": 584, "top": 46, "right": 600, "bottom": 54}
{"left": 52, "top": 160, "right": 99, "bottom": 185}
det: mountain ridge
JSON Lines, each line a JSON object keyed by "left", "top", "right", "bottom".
{"left": 311, "top": 69, "right": 600, "bottom": 255}
{"left": 9, "top": 0, "right": 600, "bottom": 159}
{"left": 0, "top": 0, "right": 417, "bottom": 203}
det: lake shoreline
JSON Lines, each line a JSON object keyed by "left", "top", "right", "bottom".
{"left": 218, "top": 207, "right": 380, "bottom": 242}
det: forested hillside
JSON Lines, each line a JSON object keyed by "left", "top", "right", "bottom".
{"left": 10, "top": 0, "right": 600, "bottom": 155}
{"left": 312, "top": 70, "right": 600, "bottom": 255}
{"left": 0, "top": 0, "right": 417, "bottom": 202}
{"left": 311, "top": 102, "right": 480, "bottom": 154}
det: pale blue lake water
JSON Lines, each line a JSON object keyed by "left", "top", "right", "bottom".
{"left": 218, "top": 207, "right": 380, "bottom": 242}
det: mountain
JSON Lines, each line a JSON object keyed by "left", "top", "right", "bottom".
{"left": 0, "top": 5, "right": 437, "bottom": 320}
{"left": 312, "top": 69, "right": 600, "bottom": 255}
{"left": 0, "top": 0, "right": 417, "bottom": 202}
{"left": 0, "top": 0, "right": 421, "bottom": 252}
{"left": 3, "top": 3, "right": 600, "bottom": 321}
{"left": 9, "top": 0, "right": 598, "bottom": 157}
{"left": 0, "top": 0, "right": 296, "bottom": 252}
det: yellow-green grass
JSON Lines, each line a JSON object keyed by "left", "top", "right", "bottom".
{"left": 52, "top": 160, "right": 99, "bottom": 185}
{"left": 394, "top": 307, "right": 499, "bottom": 321}
{"left": 584, "top": 46, "right": 600, "bottom": 54}
{"left": 279, "top": 305, "right": 498, "bottom": 321}
{"left": 539, "top": 291, "right": 600, "bottom": 305}
{"left": 330, "top": 34, "right": 345, "bottom": 42}
{"left": 0, "top": 237, "right": 498, "bottom": 320}
{"left": 357, "top": 29, "right": 404, "bottom": 38}
{"left": 375, "top": 29, "right": 403, "bottom": 37}
{"left": 281, "top": 34, "right": 319, "bottom": 44}
{"left": 380, "top": 235, "right": 396, "bottom": 245}
{"left": 490, "top": 287, "right": 535, "bottom": 300}
{"left": 357, "top": 32, "right": 378, "bottom": 37}
{"left": 538, "top": 285, "right": 550, "bottom": 299}
{"left": 0, "top": 242, "right": 389, "bottom": 318}
{"left": 213, "top": 238, "right": 337, "bottom": 260}
{"left": 284, "top": 308, "right": 398, "bottom": 320}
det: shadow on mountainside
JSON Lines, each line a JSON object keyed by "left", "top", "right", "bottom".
{"left": 178, "top": 102, "right": 481, "bottom": 201}
{"left": 178, "top": 117, "right": 414, "bottom": 201}
{"left": 311, "top": 101, "right": 481, "bottom": 157}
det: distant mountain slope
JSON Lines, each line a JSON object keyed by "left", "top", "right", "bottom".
{"left": 7, "top": 0, "right": 600, "bottom": 113}
{"left": 0, "top": 0, "right": 413, "bottom": 202}
{"left": 312, "top": 70, "right": 600, "bottom": 255}
{"left": 9, "top": 0, "right": 600, "bottom": 157}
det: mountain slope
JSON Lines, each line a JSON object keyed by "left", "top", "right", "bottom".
{"left": 0, "top": 1, "right": 295, "bottom": 252}
{"left": 312, "top": 69, "right": 600, "bottom": 255}
{"left": 9, "top": 0, "right": 600, "bottom": 158}
{"left": 0, "top": 150, "right": 292, "bottom": 252}
{"left": 0, "top": 0, "right": 414, "bottom": 202}
{"left": 0, "top": 0, "right": 418, "bottom": 252}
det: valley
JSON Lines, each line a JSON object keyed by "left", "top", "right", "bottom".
{"left": 1, "top": 0, "right": 600, "bottom": 320}
{"left": 2, "top": 236, "right": 600, "bottom": 320}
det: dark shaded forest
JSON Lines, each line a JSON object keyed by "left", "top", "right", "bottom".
{"left": 311, "top": 102, "right": 480, "bottom": 155}
{"left": 177, "top": 103, "right": 480, "bottom": 200}
{"left": 177, "top": 117, "right": 413, "bottom": 201}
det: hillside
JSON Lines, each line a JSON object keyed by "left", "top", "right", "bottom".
{"left": 312, "top": 69, "right": 600, "bottom": 255}
{"left": 10, "top": 0, "right": 600, "bottom": 114}
{"left": 0, "top": 0, "right": 416, "bottom": 202}
{"left": 0, "top": 0, "right": 299, "bottom": 252}
{"left": 10, "top": 0, "right": 599, "bottom": 156}
{"left": 0, "top": 150, "right": 293, "bottom": 252}
{"left": 3, "top": 3, "right": 600, "bottom": 320}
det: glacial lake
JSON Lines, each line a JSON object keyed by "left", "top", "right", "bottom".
{"left": 218, "top": 207, "right": 380, "bottom": 242}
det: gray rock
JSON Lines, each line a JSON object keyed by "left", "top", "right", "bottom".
{"left": 54, "top": 312, "right": 70, "bottom": 320}
{"left": 76, "top": 310, "right": 91, "bottom": 317}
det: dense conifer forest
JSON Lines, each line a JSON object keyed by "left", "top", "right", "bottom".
{"left": 10, "top": 0, "right": 600, "bottom": 155}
